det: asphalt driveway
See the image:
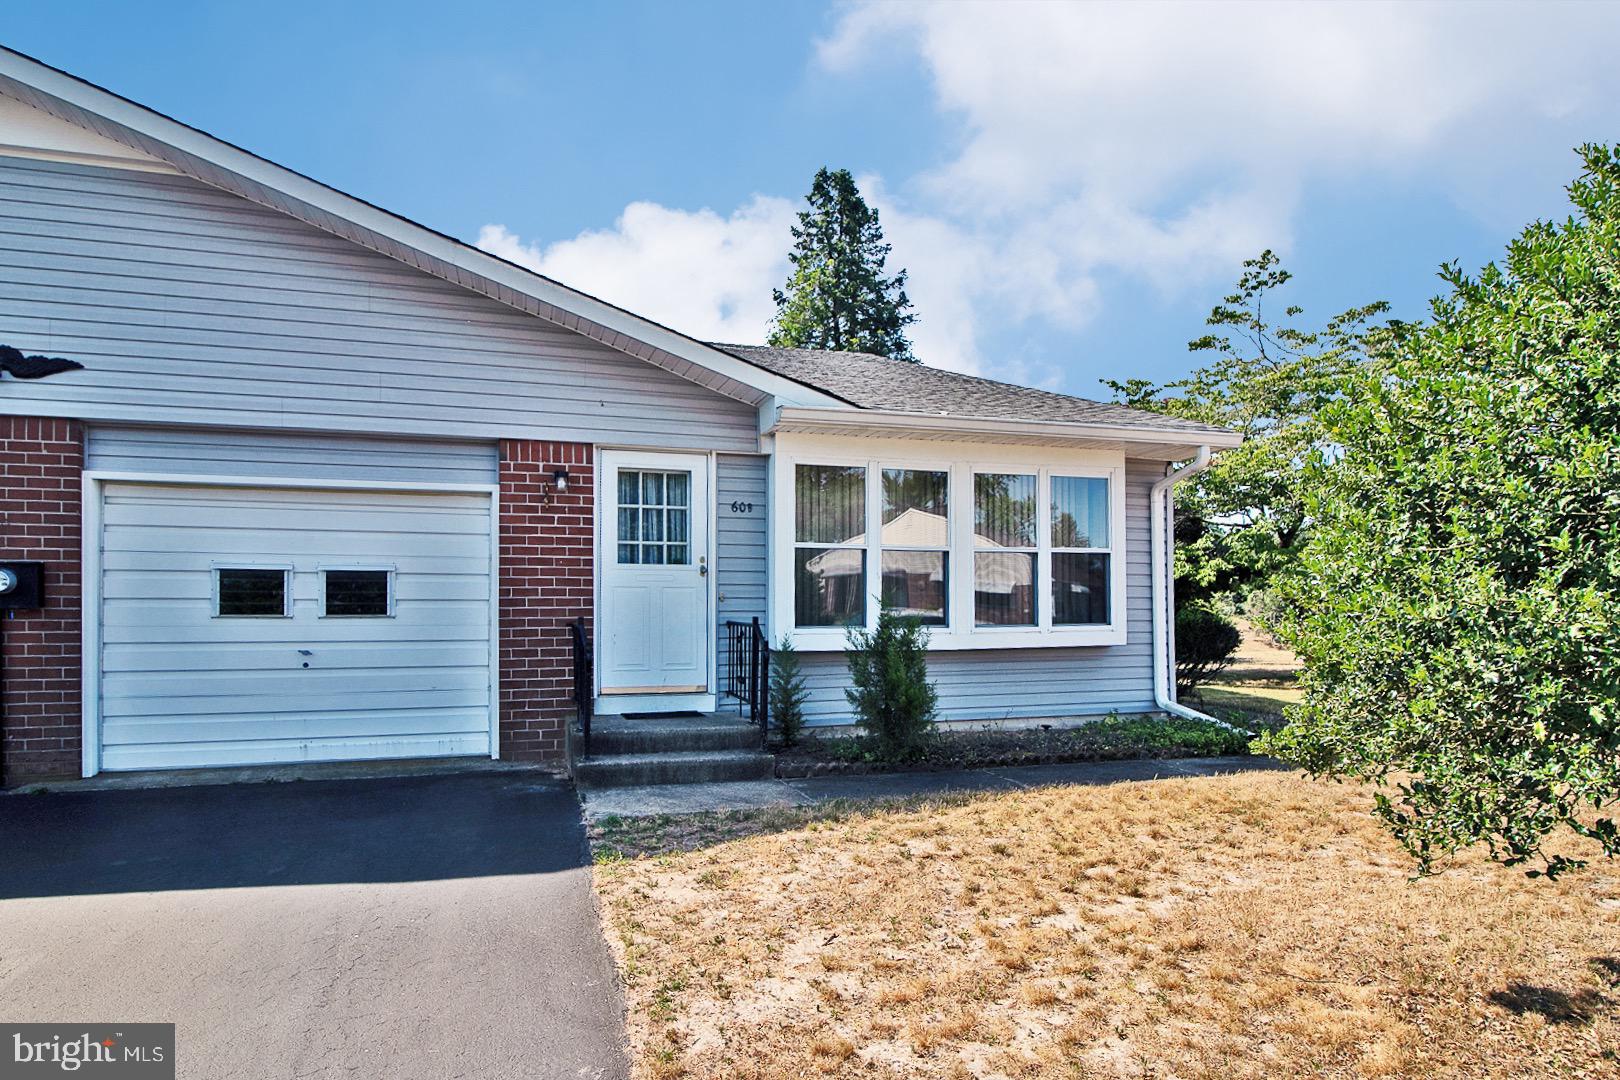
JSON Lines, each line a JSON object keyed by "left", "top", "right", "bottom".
{"left": 0, "top": 772, "right": 628, "bottom": 1079}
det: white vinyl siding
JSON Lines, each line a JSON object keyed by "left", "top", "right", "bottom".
{"left": 0, "top": 156, "right": 761, "bottom": 451}
{"left": 87, "top": 425, "right": 498, "bottom": 485}
{"left": 97, "top": 483, "right": 493, "bottom": 770}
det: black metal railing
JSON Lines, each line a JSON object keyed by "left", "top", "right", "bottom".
{"left": 570, "top": 616, "right": 593, "bottom": 753}
{"left": 723, "top": 617, "right": 770, "bottom": 746}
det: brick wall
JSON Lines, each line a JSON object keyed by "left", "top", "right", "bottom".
{"left": 498, "top": 440, "right": 593, "bottom": 764}
{"left": 1, "top": 416, "right": 83, "bottom": 784}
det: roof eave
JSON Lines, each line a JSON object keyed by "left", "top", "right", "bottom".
{"left": 0, "top": 47, "right": 845, "bottom": 412}
{"left": 769, "top": 406, "right": 1243, "bottom": 455}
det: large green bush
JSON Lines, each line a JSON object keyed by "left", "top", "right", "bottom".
{"left": 844, "top": 604, "right": 938, "bottom": 761}
{"left": 1176, "top": 605, "right": 1241, "bottom": 697}
{"left": 1262, "top": 145, "right": 1620, "bottom": 877}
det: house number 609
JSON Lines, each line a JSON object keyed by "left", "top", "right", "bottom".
{"left": 729, "top": 500, "right": 755, "bottom": 514}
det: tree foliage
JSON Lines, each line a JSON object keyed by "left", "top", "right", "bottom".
{"left": 845, "top": 604, "right": 938, "bottom": 761}
{"left": 769, "top": 168, "right": 917, "bottom": 362}
{"left": 1261, "top": 145, "right": 1620, "bottom": 878}
{"left": 1175, "top": 605, "right": 1242, "bottom": 697}
{"left": 1107, "top": 252, "right": 1390, "bottom": 609}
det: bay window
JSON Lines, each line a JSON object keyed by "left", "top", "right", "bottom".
{"left": 779, "top": 443, "right": 1126, "bottom": 649}
{"left": 973, "top": 473, "right": 1038, "bottom": 627}
{"left": 1051, "top": 475, "right": 1110, "bottom": 625}
{"left": 793, "top": 464, "right": 867, "bottom": 627}
{"left": 881, "top": 468, "right": 949, "bottom": 625}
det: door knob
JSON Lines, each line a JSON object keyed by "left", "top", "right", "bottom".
{"left": 698, "top": 556, "right": 708, "bottom": 577}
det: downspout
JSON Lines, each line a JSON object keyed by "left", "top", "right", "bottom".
{"left": 1149, "top": 446, "right": 1243, "bottom": 730}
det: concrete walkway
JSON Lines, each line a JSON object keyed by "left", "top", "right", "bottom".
{"left": 579, "top": 754, "right": 1287, "bottom": 819}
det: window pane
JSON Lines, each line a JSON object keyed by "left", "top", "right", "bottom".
{"left": 1053, "top": 553, "right": 1109, "bottom": 625}
{"left": 665, "top": 471, "right": 689, "bottom": 508}
{"left": 974, "top": 552, "right": 1036, "bottom": 626}
{"left": 642, "top": 471, "right": 665, "bottom": 506}
{"left": 795, "top": 464, "right": 866, "bottom": 544}
{"left": 618, "top": 506, "right": 639, "bottom": 543}
{"left": 642, "top": 544, "right": 666, "bottom": 565}
{"left": 974, "top": 473, "right": 1036, "bottom": 548}
{"left": 667, "top": 544, "right": 689, "bottom": 565}
{"left": 881, "top": 550, "right": 947, "bottom": 625}
{"left": 617, "top": 543, "right": 639, "bottom": 564}
{"left": 641, "top": 508, "right": 664, "bottom": 542}
{"left": 217, "top": 568, "right": 286, "bottom": 617}
{"left": 324, "top": 569, "right": 390, "bottom": 617}
{"left": 881, "top": 469, "right": 948, "bottom": 547}
{"left": 666, "top": 508, "right": 688, "bottom": 543}
{"left": 618, "top": 470, "right": 641, "bottom": 507}
{"left": 795, "top": 547, "right": 866, "bottom": 627}
{"left": 1052, "top": 476, "right": 1109, "bottom": 549}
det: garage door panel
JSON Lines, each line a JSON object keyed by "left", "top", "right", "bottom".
{"left": 102, "top": 641, "right": 491, "bottom": 673}
{"left": 98, "top": 480, "right": 495, "bottom": 771}
{"left": 101, "top": 731, "right": 492, "bottom": 772}
{"left": 104, "top": 707, "right": 492, "bottom": 747}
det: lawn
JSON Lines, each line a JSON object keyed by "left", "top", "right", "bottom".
{"left": 592, "top": 771, "right": 1620, "bottom": 1079}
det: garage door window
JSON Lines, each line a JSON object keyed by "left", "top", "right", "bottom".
{"left": 215, "top": 567, "right": 289, "bottom": 617}
{"left": 322, "top": 569, "right": 394, "bottom": 617}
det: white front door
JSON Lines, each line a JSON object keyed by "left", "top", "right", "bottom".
{"left": 599, "top": 451, "right": 711, "bottom": 695}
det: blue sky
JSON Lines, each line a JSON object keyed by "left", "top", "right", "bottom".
{"left": 10, "top": 2, "right": 1620, "bottom": 395}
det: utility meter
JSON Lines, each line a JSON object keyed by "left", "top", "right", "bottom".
{"left": 0, "top": 561, "right": 44, "bottom": 610}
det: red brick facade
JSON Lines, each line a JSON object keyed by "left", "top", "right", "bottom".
{"left": 1, "top": 416, "right": 84, "bottom": 784}
{"left": 498, "top": 439, "right": 594, "bottom": 764}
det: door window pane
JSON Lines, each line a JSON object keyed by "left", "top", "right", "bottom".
{"left": 974, "top": 552, "right": 1036, "bottom": 626}
{"left": 795, "top": 547, "right": 866, "bottom": 627}
{"left": 1052, "top": 553, "right": 1109, "bottom": 625}
{"left": 881, "top": 469, "right": 948, "bottom": 547}
{"left": 1052, "top": 476, "right": 1109, "bottom": 548}
{"left": 323, "top": 569, "right": 391, "bottom": 617}
{"left": 216, "top": 568, "right": 288, "bottom": 617}
{"left": 617, "top": 468, "right": 692, "bottom": 565}
{"left": 881, "top": 550, "right": 947, "bottom": 625}
{"left": 974, "top": 473, "right": 1036, "bottom": 548}
{"left": 795, "top": 465, "right": 866, "bottom": 545}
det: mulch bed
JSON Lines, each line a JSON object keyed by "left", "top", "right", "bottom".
{"left": 772, "top": 715, "right": 1254, "bottom": 778}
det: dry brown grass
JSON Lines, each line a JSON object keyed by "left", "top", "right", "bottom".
{"left": 592, "top": 771, "right": 1620, "bottom": 1079}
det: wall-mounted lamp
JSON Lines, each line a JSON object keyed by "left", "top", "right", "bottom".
{"left": 542, "top": 467, "right": 571, "bottom": 502}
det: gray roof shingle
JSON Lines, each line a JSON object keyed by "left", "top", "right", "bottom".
{"left": 708, "top": 344, "right": 1233, "bottom": 437}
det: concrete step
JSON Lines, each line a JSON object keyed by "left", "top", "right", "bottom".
{"left": 575, "top": 749, "right": 777, "bottom": 788}
{"left": 584, "top": 712, "right": 762, "bottom": 755}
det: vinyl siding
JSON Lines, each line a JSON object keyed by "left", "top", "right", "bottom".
{"left": 715, "top": 454, "right": 769, "bottom": 698}
{"left": 0, "top": 156, "right": 760, "bottom": 451}
{"left": 796, "top": 460, "right": 1162, "bottom": 724}
{"left": 87, "top": 425, "right": 498, "bottom": 486}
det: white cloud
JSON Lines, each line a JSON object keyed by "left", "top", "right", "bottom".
{"left": 477, "top": 196, "right": 795, "bottom": 346}
{"left": 480, "top": 2, "right": 1620, "bottom": 378}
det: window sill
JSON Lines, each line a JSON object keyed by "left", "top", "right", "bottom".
{"left": 783, "top": 625, "right": 1127, "bottom": 652}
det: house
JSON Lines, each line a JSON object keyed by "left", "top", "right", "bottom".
{"left": 0, "top": 47, "right": 1239, "bottom": 787}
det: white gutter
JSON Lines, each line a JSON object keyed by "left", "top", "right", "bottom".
{"left": 1149, "top": 447, "right": 1248, "bottom": 733}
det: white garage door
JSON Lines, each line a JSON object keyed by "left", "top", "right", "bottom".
{"left": 98, "top": 482, "right": 494, "bottom": 771}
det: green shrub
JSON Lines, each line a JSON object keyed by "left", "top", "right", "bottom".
{"left": 1176, "top": 604, "right": 1241, "bottom": 696}
{"left": 844, "top": 604, "right": 938, "bottom": 761}
{"left": 769, "top": 635, "right": 809, "bottom": 748}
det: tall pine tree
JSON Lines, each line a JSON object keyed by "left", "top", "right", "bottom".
{"left": 769, "top": 168, "right": 918, "bottom": 362}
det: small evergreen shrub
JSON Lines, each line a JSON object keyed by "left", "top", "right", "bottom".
{"left": 844, "top": 604, "right": 938, "bottom": 761}
{"left": 769, "top": 635, "right": 809, "bottom": 748}
{"left": 1176, "top": 604, "right": 1241, "bottom": 697}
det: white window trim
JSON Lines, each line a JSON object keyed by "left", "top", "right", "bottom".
{"left": 318, "top": 564, "right": 397, "bottom": 618}
{"left": 770, "top": 434, "right": 1128, "bottom": 651}
{"left": 212, "top": 563, "right": 293, "bottom": 619}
